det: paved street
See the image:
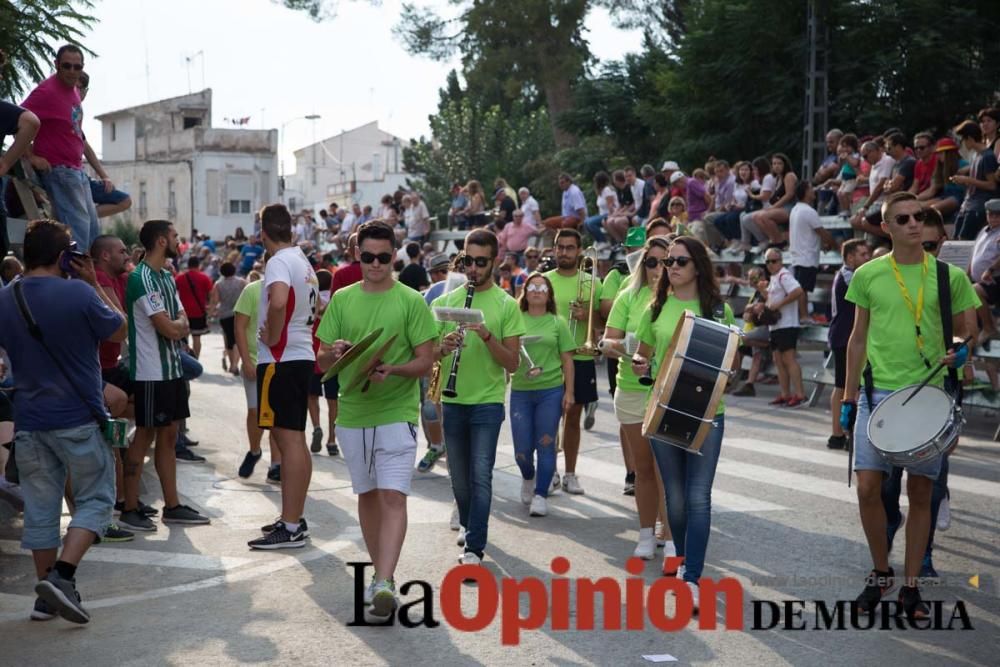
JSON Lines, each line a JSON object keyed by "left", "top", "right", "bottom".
{"left": 1, "top": 335, "right": 998, "bottom": 666}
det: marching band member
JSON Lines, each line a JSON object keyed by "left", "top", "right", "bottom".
{"left": 316, "top": 220, "right": 437, "bottom": 618}
{"left": 509, "top": 273, "right": 576, "bottom": 518}
{"left": 631, "top": 236, "right": 735, "bottom": 613}
{"left": 432, "top": 230, "right": 524, "bottom": 566}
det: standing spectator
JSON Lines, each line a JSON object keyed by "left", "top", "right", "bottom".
{"left": 850, "top": 140, "right": 896, "bottom": 242}
{"left": 764, "top": 248, "right": 806, "bottom": 407}
{"left": 449, "top": 183, "right": 469, "bottom": 230}
{"left": 398, "top": 241, "right": 430, "bottom": 292}
{"left": 518, "top": 187, "right": 540, "bottom": 228}
{"left": 542, "top": 173, "right": 588, "bottom": 231}
{"left": 21, "top": 45, "right": 108, "bottom": 250}
{"left": 208, "top": 262, "right": 247, "bottom": 375}
{"left": 174, "top": 256, "right": 213, "bottom": 359}
{"left": 406, "top": 192, "right": 431, "bottom": 242}
{"left": 238, "top": 234, "right": 265, "bottom": 276}
{"left": 788, "top": 181, "right": 836, "bottom": 319}
{"left": 119, "top": 220, "right": 210, "bottom": 532}
{"left": 909, "top": 132, "right": 938, "bottom": 196}
{"left": 492, "top": 187, "right": 517, "bottom": 232}
{"left": 826, "top": 239, "right": 871, "bottom": 449}
{"left": 462, "top": 180, "right": 488, "bottom": 229}
{"left": 951, "top": 120, "right": 998, "bottom": 240}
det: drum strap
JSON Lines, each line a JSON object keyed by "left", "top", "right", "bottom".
{"left": 936, "top": 259, "right": 962, "bottom": 405}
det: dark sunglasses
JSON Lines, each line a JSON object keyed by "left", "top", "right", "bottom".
{"left": 765, "top": 258, "right": 782, "bottom": 265}
{"left": 893, "top": 210, "right": 926, "bottom": 225}
{"left": 360, "top": 251, "right": 393, "bottom": 265}
{"left": 462, "top": 255, "right": 492, "bottom": 268}
{"left": 59, "top": 62, "right": 84, "bottom": 71}
{"left": 914, "top": 144, "right": 930, "bottom": 151}
{"left": 663, "top": 256, "right": 692, "bottom": 268}
{"left": 921, "top": 240, "right": 939, "bottom": 251}
{"left": 643, "top": 257, "right": 663, "bottom": 269}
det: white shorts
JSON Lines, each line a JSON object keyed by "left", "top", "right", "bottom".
{"left": 338, "top": 422, "right": 418, "bottom": 495}
{"left": 613, "top": 389, "right": 648, "bottom": 425}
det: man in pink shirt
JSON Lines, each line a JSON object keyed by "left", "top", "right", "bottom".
{"left": 21, "top": 44, "right": 101, "bottom": 249}
{"left": 497, "top": 209, "right": 538, "bottom": 265}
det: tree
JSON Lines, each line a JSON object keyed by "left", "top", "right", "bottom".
{"left": 0, "top": 0, "right": 96, "bottom": 99}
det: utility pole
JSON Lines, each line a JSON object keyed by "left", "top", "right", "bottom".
{"left": 802, "top": 0, "right": 829, "bottom": 178}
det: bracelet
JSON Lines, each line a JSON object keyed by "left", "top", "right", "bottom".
{"left": 484, "top": 331, "right": 493, "bottom": 343}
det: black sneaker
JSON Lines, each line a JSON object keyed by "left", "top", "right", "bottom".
{"left": 326, "top": 442, "right": 339, "bottom": 456}
{"left": 260, "top": 516, "right": 310, "bottom": 537}
{"left": 178, "top": 433, "right": 199, "bottom": 447}
{"left": 35, "top": 571, "right": 89, "bottom": 624}
{"left": 266, "top": 464, "right": 281, "bottom": 484}
{"left": 898, "top": 585, "right": 930, "bottom": 621}
{"left": 827, "top": 435, "right": 847, "bottom": 450}
{"left": 30, "top": 597, "right": 56, "bottom": 621}
{"left": 176, "top": 445, "right": 206, "bottom": 463}
{"left": 623, "top": 471, "right": 636, "bottom": 496}
{"left": 238, "top": 450, "right": 263, "bottom": 478}
{"left": 101, "top": 523, "right": 135, "bottom": 543}
{"left": 732, "top": 383, "right": 756, "bottom": 397}
{"left": 310, "top": 427, "right": 323, "bottom": 453}
{"left": 583, "top": 402, "right": 597, "bottom": 431}
{"left": 162, "top": 504, "right": 211, "bottom": 525}
{"left": 855, "top": 568, "right": 895, "bottom": 615}
{"left": 114, "top": 499, "right": 158, "bottom": 516}
{"left": 118, "top": 509, "right": 157, "bottom": 532}
{"left": 248, "top": 522, "right": 308, "bottom": 549}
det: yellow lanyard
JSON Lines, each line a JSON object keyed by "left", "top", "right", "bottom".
{"left": 888, "top": 252, "right": 931, "bottom": 368}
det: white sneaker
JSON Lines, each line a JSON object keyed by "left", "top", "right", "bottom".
{"left": 521, "top": 478, "right": 534, "bottom": 505}
{"left": 458, "top": 551, "right": 481, "bottom": 566}
{"left": 549, "top": 472, "right": 561, "bottom": 496}
{"left": 562, "top": 473, "right": 585, "bottom": 495}
{"left": 456, "top": 528, "right": 466, "bottom": 547}
{"left": 633, "top": 529, "right": 656, "bottom": 560}
{"left": 655, "top": 521, "right": 667, "bottom": 547}
{"left": 937, "top": 495, "right": 951, "bottom": 531}
{"left": 363, "top": 576, "right": 377, "bottom": 606}
{"left": 686, "top": 581, "right": 700, "bottom": 614}
{"left": 662, "top": 540, "right": 677, "bottom": 559}
{"left": 449, "top": 506, "right": 460, "bottom": 531}
{"left": 369, "top": 579, "right": 398, "bottom": 618}
{"left": 529, "top": 495, "right": 548, "bottom": 517}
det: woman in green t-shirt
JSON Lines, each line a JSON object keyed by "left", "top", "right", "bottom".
{"left": 602, "top": 237, "right": 672, "bottom": 562}
{"left": 631, "top": 236, "right": 734, "bottom": 612}
{"left": 509, "top": 273, "right": 576, "bottom": 518}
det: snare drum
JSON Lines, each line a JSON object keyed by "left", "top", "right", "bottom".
{"left": 642, "top": 311, "right": 740, "bottom": 454}
{"left": 867, "top": 385, "right": 963, "bottom": 466}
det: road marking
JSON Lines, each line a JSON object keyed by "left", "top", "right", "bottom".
{"left": 0, "top": 539, "right": 254, "bottom": 571}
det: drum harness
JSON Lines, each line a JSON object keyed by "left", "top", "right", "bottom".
{"left": 849, "top": 258, "right": 961, "bottom": 486}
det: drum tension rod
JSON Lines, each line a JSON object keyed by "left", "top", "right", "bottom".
{"left": 656, "top": 403, "right": 715, "bottom": 424}
{"left": 675, "top": 353, "right": 732, "bottom": 376}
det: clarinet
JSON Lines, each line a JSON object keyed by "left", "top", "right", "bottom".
{"left": 441, "top": 282, "right": 476, "bottom": 398}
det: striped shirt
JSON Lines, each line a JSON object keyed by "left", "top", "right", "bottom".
{"left": 127, "top": 261, "right": 185, "bottom": 381}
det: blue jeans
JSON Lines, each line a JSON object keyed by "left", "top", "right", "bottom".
{"left": 443, "top": 403, "right": 504, "bottom": 557}
{"left": 39, "top": 166, "right": 100, "bottom": 250}
{"left": 509, "top": 387, "right": 563, "bottom": 497}
{"left": 650, "top": 416, "right": 724, "bottom": 582}
{"left": 15, "top": 423, "right": 115, "bottom": 549}
{"left": 583, "top": 213, "right": 608, "bottom": 242}
{"left": 180, "top": 351, "right": 203, "bottom": 381}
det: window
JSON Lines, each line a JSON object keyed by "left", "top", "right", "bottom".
{"left": 111, "top": 122, "right": 117, "bottom": 142}
{"left": 183, "top": 116, "right": 201, "bottom": 129}
{"left": 226, "top": 172, "right": 252, "bottom": 217}
{"left": 229, "top": 200, "right": 251, "bottom": 214}
{"left": 167, "top": 179, "right": 177, "bottom": 218}
{"left": 138, "top": 181, "right": 148, "bottom": 217}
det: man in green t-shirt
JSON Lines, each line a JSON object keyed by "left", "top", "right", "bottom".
{"left": 842, "top": 192, "right": 979, "bottom": 621}
{"left": 544, "top": 229, "right": 602, "bottom": 495}
{"left": 433, "top": 229, "right": 524, "bottom": 567}
{"left": 315, "top": 221, "right": 436, "bottom": 618}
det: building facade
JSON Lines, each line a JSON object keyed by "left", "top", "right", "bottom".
{"left": 96, "top": 90, "right": 277, "bottom": 240}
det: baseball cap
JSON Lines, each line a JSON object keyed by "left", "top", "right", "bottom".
{"left": 985, "top": 199, "right": 1000, "bottom": 213}
{"left": 428, "top": 253, "right": 451, "bottom": 270}
{"left": 934, "top": 137, "right": 958, "bottom": 153}
{"left": 625, "top": 226, "right": 646, "bottom": 247}
{"left": 661, "top": 160, "right": 679, "bottom": 171}
{"left": 669, "top": 171, "right": 686, "bottom": 184}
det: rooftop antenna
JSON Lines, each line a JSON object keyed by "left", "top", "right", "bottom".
{"left": 185, "top": 50, "right": 205, "bottom": 93}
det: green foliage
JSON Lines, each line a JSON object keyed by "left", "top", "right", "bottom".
{"left": 0, "top": 0, "right": 96, "bottom": 99}
{"left": 107, "top": 217, "right": 139, "bottom": 249}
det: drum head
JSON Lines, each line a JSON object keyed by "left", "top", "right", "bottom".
{"left": 868, "top": 386, "right": 953, "bottom": 453}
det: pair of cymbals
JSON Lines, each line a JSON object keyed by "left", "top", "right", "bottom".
{"left": 320, "top": 327, "right": 398, "bottom": 394}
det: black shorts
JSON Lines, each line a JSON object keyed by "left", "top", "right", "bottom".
{"left": 606, "top": 357, "right": 618, "bottom": 397}
{"left": 189, "top": 316, "right": 209, "bottom": 336}
{"left": 573, "top": 359, "right": 599, "bottom": 404}
{"left": 770, "top": 327, "right": 799, "bottom": 352}
{"left": 0, "top": 390, "right": 12, "bottom": 424}
{"left": 978, "top": 279, "right": 1000, "bottom": 306}
{"left": 219, "top": 316, "right": 237, "bottom": 350}
{"left": 257, "top": 361, "right": 313, "bottom": 431}
{"left": 308, "top": 372, "right": 340, "bottom": 398}
{"left": 101, "top": 364, "right": 134, "bottom": 397}
{"left": 832, "top": 347, "right": 847, "bottom": 389}
{"left": 135, "top": 378, "right": 190, "bottom": 428}
{"left": 793, "top": 265, "right": 818, "bottom": 293}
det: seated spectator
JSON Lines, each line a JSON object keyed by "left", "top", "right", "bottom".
{"left": 518, "top": 187, "right": 540, "bottom": 228}
{"left": 606, "top": 169, "right": 635, "bottom": 244}
{"left": 542, "top": 173, "right": 588, "bottom": 231}
{"left": 492, "top": 187, "right": 517, "bottom": 232}
{"left": 462, "top": 180, "right": 488, "bottom": 228}
{"left": 882, "top": 131, "right": 917, "bottom": 197}
{"left": 497, "top": 209, "right": 538, "bottom": 263}
{"left": 850, "top": 140, "right": 896, "bottom": 243}
{"left": 733, "top": 267, "right": 771, "bottom": 397}
{"left": 813, "top": 129, "right": 845, "bottom": 214}
{"left": 583, "top": 171, "right": 618, "bottom": 250}
{"left": 648, "top": 173, "right": 671, "bottom": 221}
{"left": 740, "top": 156, "right": 775, "bottom": 251}
{"left": 971, "top": 199, "right": 1000, "bottom": 346}
{"left": 671, "top": 170, "right": 710, "bottom": 223}
{"left": 951, "top": 119, "right": 999, "bottom": 239}
{"left": 980, "top": 107, "right": 1000, "bottom": 161}
{"left": 627, "top": 166, "right": 654, "bottom": 225}
{"left": 918, "top": 137, "right": 966, "bottom": 218}
{"left": 751, "top": 153, "right": 798, "bottom": 245}
{"left": 908, "top": 132, "right": 937, "bottom": 197}
{"left": 764, "top": 248, "right": 806, "bottom": 407}
{"left": 76, "top": 72, "right": 130, "bottom": 219}
{"left": 1, "top": 256, "right": 24, "bottom": 286}
{"left": 448, "top": 182, "right": 469, "bottom": 230}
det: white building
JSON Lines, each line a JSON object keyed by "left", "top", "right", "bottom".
{"left": 283, "top": 121, "right": 411, "bottom": 213}
{"left": 96, "top": 89, "right": 277, "bottom": 240}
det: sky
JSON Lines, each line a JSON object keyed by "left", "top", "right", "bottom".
{"left": 68, "top": 0, "right": 641, "bottom": 174}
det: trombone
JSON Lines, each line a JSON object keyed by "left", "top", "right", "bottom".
{"left": 570, "top": 247, "right": 601, "bottom": 357}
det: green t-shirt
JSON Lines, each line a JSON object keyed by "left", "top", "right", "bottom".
{"left": 316, "top": 281, "right": 437, "bottom": 427}
{"left": 433, "top": 283, "right": 526, "bottom": 405}
{"left": 544, "top": 268, "right": 603, "bottom": 361}
{"left": 511, "top": 312, "right": 576, "bottom": 391}
{"left": 635, "top": 297, "right": 736, "bottom": 415}
{"left": 845, "top": 254, "right": 980, "bottom": 390}
{"left": 606, "top": 285, "right": 653, "bottom": 393}
{"left": 600, "top": 268, "right": 627, "bottom": 302}
{"left": 233, "top": 280, "right": 262, "bottom": 364}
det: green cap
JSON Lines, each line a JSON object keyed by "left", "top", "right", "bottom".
{"left": 625, "top": 226, "right": 646, "bottom": 247}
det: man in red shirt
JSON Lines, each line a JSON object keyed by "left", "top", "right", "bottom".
{"left": 174, "top": 256, "right": 213, "bottom": 358}
{"left": 330, "top": 233, "right": 362, "bottom": 292}
{"left": 908, "top": 131, "right": 937, "bottom": 196}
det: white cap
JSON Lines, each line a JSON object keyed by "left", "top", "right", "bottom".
{"left": 661, "top": 160, "right": 679, "bottom": 171}
{"left": 669, "top": 171, "right": 686, "bottom": 184}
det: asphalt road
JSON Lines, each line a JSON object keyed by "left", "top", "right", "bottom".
{"left": 1, "top": 334, "right": 998, "bottom": 666}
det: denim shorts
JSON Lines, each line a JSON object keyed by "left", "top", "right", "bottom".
{"left": 15, "top": 423, "right": 115, "bottom": 549}
{"left": 39, "top": 166, "right": 100, "bottom": 250}
{"left": 89, "top": 178, "right": 130, "bottom": 206}
{"left": 853, "top": 389, "right": 942, "bottom": 480}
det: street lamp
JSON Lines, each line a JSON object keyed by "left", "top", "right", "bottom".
{"left": 279, "top": 114, "right": 322, "bottom": 205}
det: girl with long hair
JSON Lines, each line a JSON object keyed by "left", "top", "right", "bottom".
{"left": 739, "top": 156, "right": 775, "bottom": 251}
{"left": 463, "top": 180, "right": 487, "bottom": 228}
{"left": 751, "top": 153, "right": 798, "bottom": 244}
{"left": 509, "top": 273, "right": 576, "bottom": 517}
{"left": 631, "top": 236, "right": 735, "bottom": 613}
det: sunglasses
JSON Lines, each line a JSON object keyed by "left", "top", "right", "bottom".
{"left": 765, "top": 258, "right": 782, "bottom": 265}
{"left": 921, "top": 241, "right": 940, "bottom": 251}
{"left": 914, "top": 144, "right": 930, "bottom": 151}
{"left": 360, "top": 251, "right": 393, "bottom": 265}
{"left": 59, "top": 62, "right": 84, "bottom": 71}
{"left": 663, "top": 256, "right": 692, "bottom": 268}
{"left": 893, "top": 210, "right": 926, "bottom": 225}
{"left": 462, "top": 255, "right": 492, "bottom": 268}
{"left": 526, "top": 283, "right": 549, "bottom": 293}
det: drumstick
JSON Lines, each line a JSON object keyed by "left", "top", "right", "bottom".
{"left": 900, "top": 336, "right": 973, "bottom": 406}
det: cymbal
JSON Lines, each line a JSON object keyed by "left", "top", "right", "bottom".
{"left": 343, "top": 333, "right": 399, "bottom": 394}
{"left": 320, "top": 327, "right": 384, "bottom": 383}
